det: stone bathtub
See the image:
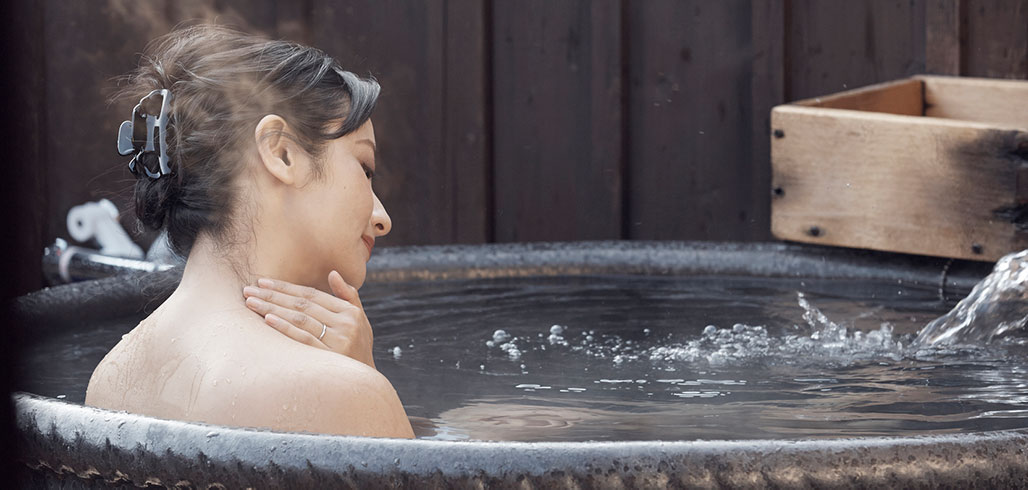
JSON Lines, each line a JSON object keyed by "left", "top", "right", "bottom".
{"left": 12, "top": 241, "right": 1028, "bottom": 488}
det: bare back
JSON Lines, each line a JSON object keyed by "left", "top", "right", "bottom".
{"left": 86, "top": 306, "right": 413, "bottom": 438}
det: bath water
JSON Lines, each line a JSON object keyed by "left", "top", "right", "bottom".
{"left": 17, "top": 273, "right": 1028, "bottom": 442}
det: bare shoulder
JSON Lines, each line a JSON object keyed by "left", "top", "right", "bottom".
{"left": 240, "top": 349, "right": 415, "bottom": 439}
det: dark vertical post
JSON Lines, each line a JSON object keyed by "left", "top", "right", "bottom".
{"left": 963, "top": 0, "right": 1028, "bottom": 78}
{"left": 785, "top": 0, "right": 926, "bottom": 101}
{"left": 627, "top": 0, "right": 754, "bottom": 240}
{"left": 492, "top": 0, "right": 623, "bottom": 242}
{"left": 446, "top": 0, "right": 491, "bottom": 243}
{"left": 926, "top": 0, "right": 963, "bottom": 76}
{"left": 750, "top": 0, "right": 786, "bottom": 241}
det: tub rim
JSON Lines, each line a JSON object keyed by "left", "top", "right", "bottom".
{"left": 13, "top": 240, "right": 1021, "bottom": 487}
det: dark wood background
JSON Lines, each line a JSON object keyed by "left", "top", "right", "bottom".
{"left": 5, "top": 0, "right": 1027, "bottom": 295}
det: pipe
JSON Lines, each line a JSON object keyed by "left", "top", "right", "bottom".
{"left": 42, "top": 238, "right": 174, "bottom": 285}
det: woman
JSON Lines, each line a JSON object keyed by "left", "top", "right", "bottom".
{"left": 85, "top": 25, "right": 414, "bottom": 438}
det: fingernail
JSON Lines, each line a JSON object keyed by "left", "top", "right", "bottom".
{"left": 242, "top": 286, "right": 260, "bottom": 297}
{"left": 257, "top": 278, "right": 274, "bottom": 288}
{"left": 245, "top": 297, "right": 265, "bottom": 309}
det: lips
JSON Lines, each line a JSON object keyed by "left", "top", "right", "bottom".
{"left": 362, "top": 235, "right": 375, "bottom": 256}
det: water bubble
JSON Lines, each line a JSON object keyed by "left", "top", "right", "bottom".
{"left": 392, "top": 346, "right": 402, "bottom": 358}
{"left": 492, "top": 329, "right": 511, "bottom": 343}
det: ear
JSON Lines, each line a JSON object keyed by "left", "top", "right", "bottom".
{"left": 255, "top": 114, "right": 304, "bottom": 187}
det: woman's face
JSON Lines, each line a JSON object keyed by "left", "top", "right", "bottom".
{"left": 298, "top": 119, "right": 390, "bottom": 288}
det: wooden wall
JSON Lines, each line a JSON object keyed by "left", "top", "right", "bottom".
{"left": 6, "top": 0, "right": 1028, "bottom": 294}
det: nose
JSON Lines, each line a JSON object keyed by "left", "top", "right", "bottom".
{"left": 371, "top": 192, "right": 391, "bottom": 237}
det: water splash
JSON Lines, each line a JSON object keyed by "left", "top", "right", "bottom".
{"left": 485, "top": 292, "right": 907, "bottom": 368}
{"left": 914, "top": 249, "right": 1028, "bottom": 346}
{"left": 647, "top": 293, "right": 904, "bottom": 367}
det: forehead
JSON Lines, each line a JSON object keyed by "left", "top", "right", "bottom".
{"left": 349, "top": 119, "right": 375, "bottom": 143}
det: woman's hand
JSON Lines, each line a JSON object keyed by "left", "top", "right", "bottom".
{"left": 242, "top": 270, "right": 376, "bottom": 369}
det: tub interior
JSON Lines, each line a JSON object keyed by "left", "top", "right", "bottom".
{"left": 17, "top": 271, "right": 1028, "bottom": 442}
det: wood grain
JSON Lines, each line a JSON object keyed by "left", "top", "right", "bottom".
{"left": 444, "top": 0, "right": 490, "bottom": 243}
{"left": 44, "top": 0, "right": 183, "bottom": 251}
{"left": 311, "top": 0, "right": 456, "bottom": 246}
{"left": 921, "top": 75, "right": 1028, "bottom": 128}
{"left": 963, "top": 0, "right": 1028, "bottom": 78}
{"left": 627, "top": 0, "right": 756, "bottom": 240}
{"left": 4, "top": 0, "right": 48, "bottom": 294}
{"left": 771, "top": 104, "right": 1028, "bottom": 261}
{"left": 492, "top": 0, "right": 623, "bottom": 242}
{"left": 749, "top": 0, "right": 786, "bottom": 241}
{"left": 786, "top": 0, "right": 926, "bottom": 101}
{"left": 925, "top": 0, "right": 962, "bottom": 75}
{"left": 793, "top": 78, "right": 924, "bottom": 116}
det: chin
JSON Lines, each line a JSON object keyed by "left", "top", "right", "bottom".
{"left": 341, "top": 265, "right": 367, "bottom": 290}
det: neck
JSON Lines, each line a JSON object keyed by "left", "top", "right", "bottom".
{"left": 169, "top": 232, "right": 313, "bottom": 318}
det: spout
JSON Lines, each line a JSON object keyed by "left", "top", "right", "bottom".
{"left": 42, "top": 238, "right": 175, "bottom": 285}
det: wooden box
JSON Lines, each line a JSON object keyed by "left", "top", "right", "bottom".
{"left": 771, "top": 76, "right": 1028, "bottom": 262}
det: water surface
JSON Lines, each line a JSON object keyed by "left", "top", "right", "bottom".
{"left": 18, "top": 274, "right": 1028, "bottom": 442}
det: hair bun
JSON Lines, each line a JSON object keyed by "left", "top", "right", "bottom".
{"left": 133, "top": 152, "right": 178, "bottom": 231}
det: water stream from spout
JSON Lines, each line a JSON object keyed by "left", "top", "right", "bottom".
{"left": 914, "top": 249, "right": 1028, "bottom": 346}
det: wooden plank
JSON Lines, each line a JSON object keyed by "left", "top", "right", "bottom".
{"left": 445, "top": 0, "right": 490, "bottom": 243}
{"left": 492, "top": 0, "right": 622, "bottom": 242}
{"left": 311, "top": 1, "right": 456, "bottom": 246}
{"left": 786, "top": 0, "right": 926, "bottom": 101}
{"left": 627, "top": 0, "right": 756, "bottom": 240}
{"left": 963, "top": 0, "right": 1028, "bottom": 78}
{"left": 792, "top": 78, "right": 924, "bottom": 116}
{"left": 165, "top": 0, "right": 279, "bottom": 35}
{"left": 749, "top": 0, "right": 786, "bottom": 241}
{"left": 43, "top": 0, "right": 178, "bottom": 252}
{"left": 921, "top": 75, "right": 1028, "bottom": 127}
{"left": 4, "top": 0, "right": 48, "bottom": 294}
{"left": 925, "top": 0, "right": 962, "bottom": 75}
{"left": 771, "top": 105, "right": 1028, "bottom": 261}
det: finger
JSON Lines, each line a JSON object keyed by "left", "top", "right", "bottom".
{"left": 245, "top": 296, "right": 326, "bottom": 337}
{"left": 243, "top": 285, "right": 348, "bottom": 323}
{"left": 253, "top": 278, "right": 351, "bottom": 314}
{"left": 265, "top": 313, "right": 321, "bottom": 347}
{"left": 328, "top": 270, "right": 362, "bottom": 307}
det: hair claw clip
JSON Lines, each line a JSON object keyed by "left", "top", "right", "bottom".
{"left": 118, "top": 89, "right": 174, "bottom": 179}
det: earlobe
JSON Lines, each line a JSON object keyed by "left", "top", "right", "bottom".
{"left": 255, "top": 114, "right": 296, "bottom": 186}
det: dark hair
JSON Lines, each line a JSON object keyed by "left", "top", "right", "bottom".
{"left": 121, "top": 24, "right": 380, "bottom": 256}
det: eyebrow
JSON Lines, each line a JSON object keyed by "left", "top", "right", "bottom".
{"left": 357, "top": 138, "right": 377, "bottom": 155}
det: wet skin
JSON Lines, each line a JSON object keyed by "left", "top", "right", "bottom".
{"left": 86, "top": 119, "right": 413, "bottom": 438}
